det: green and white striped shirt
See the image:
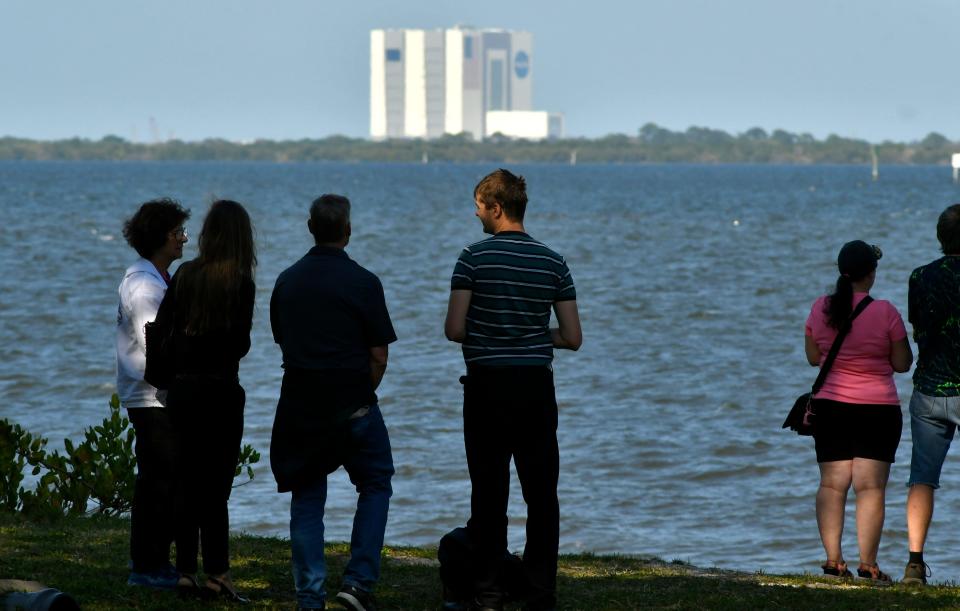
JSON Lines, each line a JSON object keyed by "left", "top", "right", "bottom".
{"left": 451, "top": 231, "right": 576, "bottom": 366}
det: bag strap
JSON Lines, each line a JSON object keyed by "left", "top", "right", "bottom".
{"left": 811, "top": 296, "right": 874, "bottom": 395}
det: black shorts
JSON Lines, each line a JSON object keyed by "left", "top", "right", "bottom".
{"left": 812, "top": 398, "right": 902, "bottom": 463}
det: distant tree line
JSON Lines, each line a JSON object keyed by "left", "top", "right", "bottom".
{"left": 0, "top": 124, "right": 957, "bottom": 164}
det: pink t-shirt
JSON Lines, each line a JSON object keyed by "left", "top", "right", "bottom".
{"left": 804, "top": 292, "right": 907, "bottom": 405}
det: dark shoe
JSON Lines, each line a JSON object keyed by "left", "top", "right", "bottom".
{"left": 821, "top": 560, "right": 853, "bottom": 579}
{"left": 857, "top": 563, "right": 892, "bottom": 585}
{"left": 205, "top": 576, "right": 250, "bottom": 604}
{"left": 126, "top": 570, "right": 178, "bottom": 590}
{"left": 335, "top": 585, "right": 376, "bottom": 611}
{"left": 903, "top": 560, "right": 931, "bottom": 585}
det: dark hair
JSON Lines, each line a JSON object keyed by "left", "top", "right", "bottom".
{"left": 175, "top": 200, "right": 256, "bottom": 335}
{"left": 474, "top": 169, "right": 528, "bottom": 221}
{"left": 937, "top": 204, "right": 960, "bottom": 255}
{"left": 122, "top": 198, "right": 190, "bottom": 259}
{"left": 824, "top": 240, "right": 880, "bottom": 329}
{"left": 309, "top": 194, "right": 351, "bottom": 243}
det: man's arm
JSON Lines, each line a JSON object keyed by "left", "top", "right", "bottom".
{"left": 445, "top": 290, "right": 472, "bottom": 343}
{"left": 369, "top": 345, "right": 388, "bottom": 390}
{"left": 551, "top": 300, "right": 582, "bottom": 350}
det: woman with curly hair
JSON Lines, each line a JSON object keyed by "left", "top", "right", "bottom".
{"left": 117, "top": 197, "right": 189, "bottom": 589}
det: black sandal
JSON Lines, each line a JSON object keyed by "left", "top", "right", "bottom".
{"left": 821, "top": 560, "right": 853, "bottom": 579}
{"left": 205, "top": 576, "right": 250, "bottom": 604}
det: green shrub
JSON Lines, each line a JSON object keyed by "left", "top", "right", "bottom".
{"left": 0, "top": 394, "right": 260, "bottom": 518}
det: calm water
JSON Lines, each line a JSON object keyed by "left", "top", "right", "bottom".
{"left": 2, "top": 161, "right": 960, "bottom": 580}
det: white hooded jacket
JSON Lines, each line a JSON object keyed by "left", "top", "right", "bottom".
{"left": 116, "top": 258, "right": 167, "bottom": 408}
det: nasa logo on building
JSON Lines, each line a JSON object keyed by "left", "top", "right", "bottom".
{"left": 514, "top": 51, "right": 529, "bottom": 78}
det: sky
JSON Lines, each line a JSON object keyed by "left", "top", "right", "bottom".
{"left": 2, "top": 0, "right": 958, "bottom": 143}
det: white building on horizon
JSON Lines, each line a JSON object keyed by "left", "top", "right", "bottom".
{"left": 370, "top": 26, "right": 563, "bottom": 141}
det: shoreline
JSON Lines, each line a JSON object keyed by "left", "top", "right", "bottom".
{"left": 2, "top": 127, "right": 958, "bottom": 165}
{"left": 3, "top": 513, "right": 960, "bottom": 609}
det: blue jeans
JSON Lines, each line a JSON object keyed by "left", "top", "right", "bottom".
{"left": 908, "top": 390, "right": 960, "bottom": 488}
{"left": 289, "top": 404, "right": 394, "bottom": 608}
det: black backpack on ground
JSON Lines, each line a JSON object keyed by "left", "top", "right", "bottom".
{"left": 438, "top": 527, "right": 529, "bottom": 606}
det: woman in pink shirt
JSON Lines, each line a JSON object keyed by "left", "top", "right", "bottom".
{"left": 804, "top": 240, "right": 913, "bottom": 583}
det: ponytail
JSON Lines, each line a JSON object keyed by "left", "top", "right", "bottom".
{"left": 825, "top": 275, "right": 854, "bottom": 329}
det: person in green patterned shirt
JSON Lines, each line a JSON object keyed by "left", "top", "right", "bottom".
{"left": 444, "top": 169, "right": 581, "bottom": 611}
{"left": 903, "top": 203, "right": 960, "bottom": 585}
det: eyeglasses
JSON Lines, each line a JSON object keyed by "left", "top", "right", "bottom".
{"left": 169, "top": 227, "right": 187, "bottom": 239}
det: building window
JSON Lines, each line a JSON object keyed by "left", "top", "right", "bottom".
{"left": 464, "top": 37, "right": 473, "bottom": 59}
{"left": 514, "top": 50, "right": 529, "bottom": 78}
{"left": 386, "top": 49, "right": 401, "bottom": 62}
{"left": 490, "top": 59, "right": 504, "bottom": 110}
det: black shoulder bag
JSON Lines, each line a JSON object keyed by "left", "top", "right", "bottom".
{"left": 782, "top": 296, "right": 873, "bottom": 435}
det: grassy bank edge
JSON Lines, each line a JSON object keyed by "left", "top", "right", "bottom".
{"left": 2, "top": 513, "right": 960, "bottom": 610}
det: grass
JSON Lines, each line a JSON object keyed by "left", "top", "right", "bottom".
{"left": 3, "top": 513, "right": 960, "bottom": 609}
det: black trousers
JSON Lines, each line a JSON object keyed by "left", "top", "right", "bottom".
{"left": 127, "top": 407, "right": 177, "bottom": 573}
{"left": 168, "top": 376, "right": 245, "bottom": 575}
{"left": 462, "top": 366, "right": 560, "bottom": 609}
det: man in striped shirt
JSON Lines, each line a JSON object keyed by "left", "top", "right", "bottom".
{"left": 445, "top": 169, "right": 582, "bottom": 611}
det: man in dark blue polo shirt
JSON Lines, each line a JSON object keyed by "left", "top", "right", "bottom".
{"left": 445, "top": 169, "right": 582, "bottom": 611}
{"left": 270, "top": 194, "right": 397, "bottom": 611}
